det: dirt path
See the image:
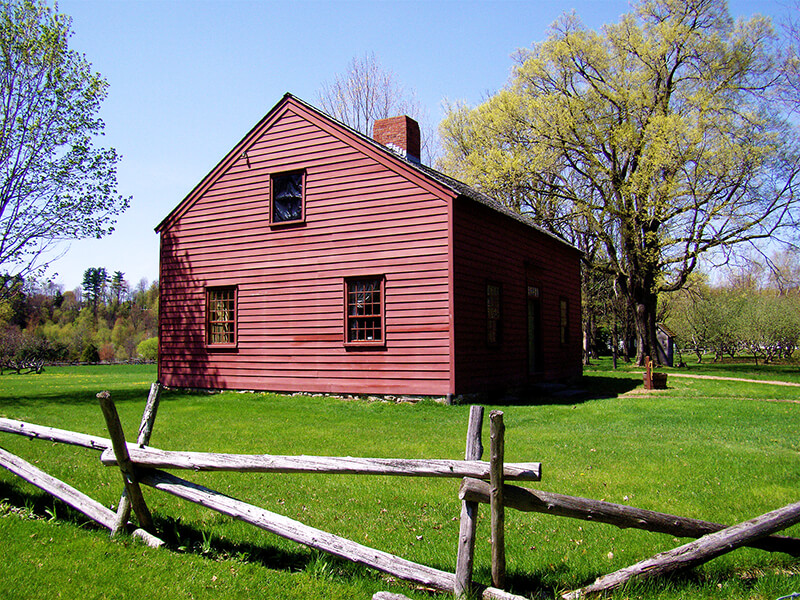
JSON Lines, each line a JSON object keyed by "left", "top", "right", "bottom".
{"left": 666, "top": 372, "right": 800, "bottom": 387}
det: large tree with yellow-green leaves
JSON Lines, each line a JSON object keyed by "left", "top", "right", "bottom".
{"left": 0, "top": 0, "right": 129, "bottom": 293}
{"left": 439, "top": 0, "right": 800, "bottom": 364}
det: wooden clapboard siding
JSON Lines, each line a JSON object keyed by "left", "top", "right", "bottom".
{"left": 158, "top": 97, "right": 455, "bottom": 395}
{"left": 451, "top": 197, "right": 582, "bottom": 393}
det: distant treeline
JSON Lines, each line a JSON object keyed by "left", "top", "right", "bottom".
{"left": 664, "top": 282, "right": 800, "bottom": 364}
{"left": 1, "top": 268, "right": 158, "bottom": 373}
{"left": 579, "top": 252, "right": 800, "bottom": 366}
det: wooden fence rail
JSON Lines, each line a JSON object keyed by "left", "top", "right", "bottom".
{"left": 0, "top": 417, "right": 113, "bottom": 450}
{"left": 98, "top": 391, "right": 155, "bottom": 534}
{"left": 101, "top": 446, "right": 541, "bottom": 481}
{"left": 0, "top": 398, "right": 529, "bottom": 599}
{"left": 113, "top": 382, "right": 161, "bottom": 535}
{"left": 454, "top": 405, "right": 484, "bottom": 598}
{"left": 0, "top": 445, "right": 118, "bottom": 529}
{"left": 459, "top": 478, "right": 800, "bottom": 556}
{"left": 139, "top": 467, "right": 458, "bottom": 590}
{"left": 133, "top": 467, "right": 523, "bottom": 600}
{"left": 0, "top": 445, "right": 162, "bottom": 547}
{"left": 489, "top": 410, "right": 505, "bottom": 589}
{"left": 563, "top": 500, "right": 800, "bottom": 599}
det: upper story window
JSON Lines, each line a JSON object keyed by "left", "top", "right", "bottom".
{"left": 487, "top": 283, "right": 501, "bottom": 345}
{"left": 207, "top": 286, "right": 237, "bottom": 346}
{"left": 345, "top": 277, "right": 385, "bottom": 346}
{"left": 271, "top": 170, "right": 305, "bottom": 224}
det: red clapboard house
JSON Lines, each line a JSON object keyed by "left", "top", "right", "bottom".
{"left": 156, "top": 94, "right": 582, "bottom": 399}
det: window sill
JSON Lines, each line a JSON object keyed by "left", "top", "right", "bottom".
{"left": 206, "top": 344, "right": 238, "bottom": 352}
{"left": 344, "top": 342, "right": 386, "bottom": 351}
{"left": 269, "top": 219, "right": 306, "bottom": 229}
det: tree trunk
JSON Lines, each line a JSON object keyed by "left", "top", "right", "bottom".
{"left": 582, "top": 311, "right": 594, "bottom": 366}
{"left": 630, "top": 284, "right": 660, "bottom": 366}
{"left": 615, "top": 273, "right": 655, "bottom": 366}
{"left": 611, "top": 323, "right": 618, "bottom": 370}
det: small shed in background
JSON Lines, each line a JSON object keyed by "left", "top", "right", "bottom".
{"left": 656, "top": 324, "right": 676, "bottom": 367}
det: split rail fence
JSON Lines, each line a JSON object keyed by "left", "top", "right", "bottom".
{"left": 1, "top": 383, "right": 798, "bottom": 599}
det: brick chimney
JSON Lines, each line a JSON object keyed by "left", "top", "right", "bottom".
{"left": 373, "top": 116, "right": 421, "bottom": 164}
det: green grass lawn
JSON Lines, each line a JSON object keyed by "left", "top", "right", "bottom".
{"left": 0, "top": 362, "right": 798, "bottom": 599}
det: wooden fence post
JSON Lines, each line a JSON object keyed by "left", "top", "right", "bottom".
{"left": 454, "top": 405, "right": 484, "bottom": 598}
{"left": 113, "top": 382, "right": 162, "bottom": 535}
{"left": 489, "top": 410, "right": 505, "bottom": 589}
{"left": 97, "top": 391, "right": 155, "bottom": 533}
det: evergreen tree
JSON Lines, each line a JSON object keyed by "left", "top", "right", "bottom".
{"left": 82, "top": 267, "right": 107, "bottom": 319}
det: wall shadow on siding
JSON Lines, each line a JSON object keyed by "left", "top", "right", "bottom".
{"left": 159, "top": 231, "right": 224, "bottom": 391}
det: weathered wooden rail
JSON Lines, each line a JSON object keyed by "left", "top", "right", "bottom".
{"left": 100, "top": 446, "right": 541, "bottom": 480}
{"left": 461, "top": 478, "right": 800, "bottom": 598}
{"left": 96, "top": 396, "right": 526, "bottom": 600}
{"left": 0, "top": 445, "right": 119, "bottom": 530}
{"left": 0, "top": 417, "right": 115, "bottom": 449}
{"left": 0, "top": 383, "right": 165, "bottom": 547}
{"left": 139, "top": 466, "right": 460, "bottom": 590}
{"left": 460, "top": 478, "right": 800, "bottom": 556}
{"left": 563, "top": 500, "right": 800, "bottom": 599}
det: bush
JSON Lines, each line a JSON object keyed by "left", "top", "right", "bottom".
{"left": 98, "top": 343, "right": 116, "bottom": 362}
{"left": 136, "top": 337, "right": 158, "bottom": 361}
{"left": 0, "top": 328, "right": 59, "bottom": 374}
{"left": 80, "top": 342, "right": 100, "bottom": 363}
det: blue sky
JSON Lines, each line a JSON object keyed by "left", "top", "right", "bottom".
{"left": 46, "top": 0, "right": 791, "bottom": 292}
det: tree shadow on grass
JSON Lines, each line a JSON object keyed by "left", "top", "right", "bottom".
{"left": 481, "top": 557, "right": 765, "bottom": 600}
{"left": 0, "top": 386, "right": 148, "bottom": 409}
{"left": 0, "top": 478, "right": 316, "bottom": 575}
{"left": 1, "top": 477, "right": 435, "bottom": 590}
{"left": 683, "top": 361, "right": 800, "bottom": 378}
{"left": 479, "top": 564, "right": 567, "bottom": 599}
{"left": 0, "top": 479, "right": 108, "bottom": 531}
{"left": 155, "top": 513, "right": 312, "bottom": 573}
{"left": 0, "top": 384, "right": 206, "bottom": 410}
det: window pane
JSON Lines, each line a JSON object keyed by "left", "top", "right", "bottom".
{"left": 487, "top": 283, "right": 501, "bottom": 345}
{"left": 272, "top": 172, "right": 303, "bottom": 222}
{"left": 207, "top": 287, "right": 236, "bottom": 345}
{"left": 274, "top": 172, "right": 302, "bottom": 200}
{"left": 347, "top": 279, "right": 383, "bottom": 342}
